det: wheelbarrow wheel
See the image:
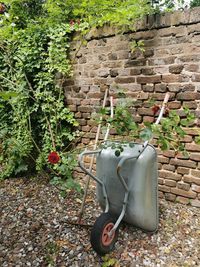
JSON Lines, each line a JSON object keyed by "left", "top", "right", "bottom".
{"left": 90, "top": 212, "right": 119, "bottom": 255}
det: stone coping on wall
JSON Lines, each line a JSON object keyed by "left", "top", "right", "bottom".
{"left": 84, "top": 7, "right": 200, "bottom": 41}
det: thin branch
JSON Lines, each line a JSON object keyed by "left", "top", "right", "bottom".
{"left": 45, "top": 115, "right": 56, "bottom": 150}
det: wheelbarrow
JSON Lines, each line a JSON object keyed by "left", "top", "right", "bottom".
{"left": 79, "top": 93, "right": 169, "bottom": 255}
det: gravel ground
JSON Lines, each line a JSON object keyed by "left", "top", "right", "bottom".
{"left": 0, "top": 177, "right": 200, "bottom": 267}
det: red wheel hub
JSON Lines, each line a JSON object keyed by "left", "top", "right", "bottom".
{"left": 101, "top": 223, "right": 115, "bottom": 246}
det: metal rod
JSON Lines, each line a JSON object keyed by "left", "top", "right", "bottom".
{"left": 78, "top": 89, "right": 109, "bottom": 223}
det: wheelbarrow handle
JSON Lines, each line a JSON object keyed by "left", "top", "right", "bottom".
{"left": 116, "top": 143, "right": 149, "bottom": 191}
{"left": 79, "top": 149, "right": 110, "bottom": 212}
{"left": 117, "top": 155, "right": 138, "bottom": 192}
{"left": 78, "top": 150, "right": 103, "bottom": 185}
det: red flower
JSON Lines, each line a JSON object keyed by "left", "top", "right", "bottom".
{"left": 48, "top": 151, "right": 60, "bottom": 164}
{"left": 164, "top": 108, "right": 169, "bottom": 117}
{"left": 69, "top": 20, "right": 75, "bottom": 26}
{"left": 152, "top": 105, "right": 160, "bottom": 115}
{"left": 0, "top": 3, "right": 6, "bottom": 14}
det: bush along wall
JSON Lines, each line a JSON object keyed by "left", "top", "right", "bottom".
{"left": 0, "top": 1, "right": 82, "bottom": 187}
{"left": 0, "top": 0, "right": 153, "bottom": 192}
{"left": 67, "top": 8, "right": 200, "bottom": 207}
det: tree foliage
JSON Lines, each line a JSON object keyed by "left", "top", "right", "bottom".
{"left": 190, "top": 0, "right": 200, "bottom": 7}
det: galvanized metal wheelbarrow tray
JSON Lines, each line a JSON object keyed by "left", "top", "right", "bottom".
{"left": 79, "top": 93, "right": 169, "bottom": 255}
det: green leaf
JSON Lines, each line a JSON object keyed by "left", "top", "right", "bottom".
{"left": 0, "top": 91, "right": 19, "bottom": 101}
{"left": 129, "top": 143, "right": 135, "bottom": 148}
{"left": 160, "top": 138, "right": 170, "bottom": 151}
{"left": 139, "top": 128, "right": 153, "bottom": 141}
{"left": 115, "top": 150, "right": 121, "bottom": 157}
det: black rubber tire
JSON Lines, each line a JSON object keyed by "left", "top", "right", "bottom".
{"left": 90, "top": 213, "right": 119, "bottom": 255}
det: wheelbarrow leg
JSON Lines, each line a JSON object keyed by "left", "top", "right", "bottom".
{"left": 112, "top": 191, "right": 129, "bottom": 232}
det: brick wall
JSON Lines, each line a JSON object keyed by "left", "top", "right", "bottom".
{"left": 66, "top": 8, "right": 200, "bottom": 207}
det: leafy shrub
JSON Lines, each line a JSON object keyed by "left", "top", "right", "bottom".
{"left": 0, "top": 0, "right": 153, "bottom": 183}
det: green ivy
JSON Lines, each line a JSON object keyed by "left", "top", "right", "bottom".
{"left": 96, "top": 93, "right": 196, "bottom": 156}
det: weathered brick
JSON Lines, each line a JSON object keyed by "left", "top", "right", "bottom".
{"left": 155, "top": 48, "right": 169, "bottom": 56}
{"left": 152, "top": 93, "right": 175, "bottom": 101}
{"left": 155, "top": 84, "right": 167, "bottom": 93}
{"left": 115, "top": 77, "right": 136, "bottom": 84}
{"left": 162, "top": 74, "right": 189, "bottom": 83}
{"left": 158, "top": 178, "right": 164, "bottom": 185}
{"left": 80, "top": 85, "right": 90, "bottom": 93}
{"left": 108, "top": 52, "right": 117, "bottom": 60}
{"left": 81, "top": 99, "right": 91, "bottom": 105}
{"left": 103, "top": 61, "right": 122, "bottom": 68}
{"left": 159, "top": 191, "right": 164, "bottom": 198}
{"left": 185, "top": 143, "right": 200, "bottom": 152}
{"left": 167, "top": 84, "right": 182, "bottom": 93}
{"left": 170, "top": 159, "right": 196, "bottom": 169}
{"left": 82, "top": 113, "right": 90, "bottom": 119}
{"left": 165, "top": 193, "right": 176, "bottom": 202}
{"left": 168, "top": 101, "right": 181, "bottom": 110}
{"left": 117, "top": 51, "right": 129, "bottom": 60}
{"left": 79, "top": 57, "right": 87, "bottom": 64}
{"left": 158, "top": 156, "right": 169, "bottom": 164}
{"left": 163, "top": 150, "right": 176, "bottom": 158}
{"left": 81, "top": 138, "right": 90, "bottom": 145}
{"left": 144, "top": 49, "right": 154, "bottom": 58}
{"left": 143, "top": 116, "right": 154, "bottom": 123}
{"left": 82, "top": 125, "right": 91, "bottom": 132}
{"left": 138, "top": 92, "right": 149, "bottom": 100}
{"left": 137, "top": 75, "right": 161, "bottom": 84}
{"left": 142, "top": 84, "right": 154, "bottom": 92}
{"left": 190, "top": 153, "right": 200, "bottom": 162}
{"left": 149, "top": 57, "right": 175, "bottom": 66}
{"left": 141, "top": 67, "right": 156, "bottom": 75}
{"left": 164, "top": 179, "right": 177, "bottom": 187}
{"left": 68, "top": 105, "right": 77, "bottom": 112}
{"left": 98, "top": 69, "right": 110, "bottom": 78}
{"left": 78, "top": 106, "right": 93, "bottom": 113}
{"left": 192, "top": 73, "right": 200, "bottom": 82}
{"left": 183, "top": 175, "right": 200, "bottom": 185}
{"left": 191, "top": 169, "right": 200, "bottom": 177}
{"left": 77, "top": 119, "right": 87, "bottom": 126}
{"left": 176, "top": 152, "right": 189, "bottom": 160}
{"left": 130, "top": 68, "right": 141, "bottom": 75}
{"left": 138, "top": 108, "right": 154, "bottom": 116}
{"left": 169, "top": 64, "right": 184, "bottom": 74}
{"left": 176, "top": 196, "right": 190, "bottom": 205}
{"left": 184, "top": 128, "right": 199, "bottom": 136}
{"left": 177, "top": 167, "right": 189, "bottom": 175}
{"left": 158, "top": 185, "right": 171, "bottom": 193}
{"left": 178, "top": 54, "right": 200, "bottom": 63}
{"left": 177, "top": 92, "right": 200, "bottom": 101}
{"left": 110, "top": 69, "right": 119, "bottom": 77}
{"left": 124, "top": 59, "right": 146, "bottom": 68}
{"left": 191, "top": 184, "right": 200, "bottom": 193}
{"left": 163, "top": 164, "right": 176, "bottom": 172}
{"left": 184, "top": 64, "right": 199, "bottom": 72}
{"left": 190, "top": 199, "right": 200, "bottom": 208}
{"left": 183, "top": 101, "right": 197, "bottom": 109}
{"left": 159, "top": 170, "right": 182, "bottom": 181}
{"left": 171, "top": 188, "right": 197, "bottom": 199}
{"left": 75, "top": 112, "right": 82, "bottom": 119}
{"left": 158, "top": 163, "right": 162, "bottom": 170}
{"left": 177, "top": 182, "right": 190, "bottom": 191}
